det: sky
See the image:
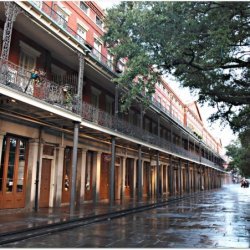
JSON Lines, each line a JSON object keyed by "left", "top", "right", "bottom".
{"left": 96, "top": 0, "right": 238, "bottom": 154}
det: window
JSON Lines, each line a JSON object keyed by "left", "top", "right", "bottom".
{"left": 80, "top": 2, "right": 88, "bottom": 14}
{"left": 56, "top": 7, "right": 68, "bottom": 28}
{"left": 163, "top": 100, "right": 166, "bottom": 108}
{"left": 20, "top": 51, "right": 36, "bottom": 71}
{"left": 107, "top": 53, "right": 114, "bottom": 70}
{"left": 0, "top": 135, "right": 28, "bottom": 194}
{"left": 77, "top": 24, "right": 87, "bottom": 44}
{"left": 96, "top": 16, "right": 103, "bottom": 28}
{"left": 158, "top": 96, "right": 161, "bottom": 107}
{"left": 18, "top": 41, "right": 41, "bottom": 93}
{"left": 93, "top": 38, "right": 102, "bottom": 60}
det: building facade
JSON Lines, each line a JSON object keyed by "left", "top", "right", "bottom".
{"left": 0, "top": 1, "right": 228, "bottom": 210}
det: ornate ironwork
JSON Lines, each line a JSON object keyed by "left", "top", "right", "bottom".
{"left": 81, "top": 101, "right": 223, "bottom": 169}
{"left": 0, "top": 58, "right": 80, "bottom": 114}
{"left": 1, "top": 2, "right": 22, "bottom": 60}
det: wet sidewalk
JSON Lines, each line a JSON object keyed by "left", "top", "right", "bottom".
{"left": 1, "top": 184, "right": 250, "bottom": 248}
{"left": 0, "top": 195, "right": 178, "bottom": 235}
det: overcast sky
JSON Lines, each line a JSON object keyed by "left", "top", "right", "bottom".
{"left": 96, "top": 0, "right": 237, "bottom": 153}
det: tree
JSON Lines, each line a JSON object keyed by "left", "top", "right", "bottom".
{"left": 103, "top": 2, "right": 250, "bottom": 131}
{"left": 226, "top": 138, "right": 250, "bottom": 177}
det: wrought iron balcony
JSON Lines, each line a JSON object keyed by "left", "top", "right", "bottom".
{"left": 81, "top": 101, "right": 222, "bottom": 168}
{"left": 151, "top": 96, "right": 184, "bottom": 126}
{"left": 0, "top": 58, "right": 80, "bottom": 114}
{"left": 29, "top": 1, "right": 124, "bottom": 74}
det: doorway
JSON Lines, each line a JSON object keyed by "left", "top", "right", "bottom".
{"left": 0, "top": 135, "right": 28, "bottom": 209}
{"left": 39, "top": 158, "right": 52, "bottom": 208}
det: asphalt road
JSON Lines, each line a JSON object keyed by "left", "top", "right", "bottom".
{"left": 3, "top": 184, "right": 250, "bottom": 248}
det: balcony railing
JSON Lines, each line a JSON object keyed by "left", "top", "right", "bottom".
{"left": 151, "top": 96, "right": 183, "bottom": 126}
{"left": 27, "top": 1, "right": 223, "bottom": 167}
{"left": 0, "top": 59, "right": 80, "bottom": 114}
{"left": 81, "top": 102, "right": 224, "bottom": 168}
{"left": 29, "top": 1, "right": 124, "bottom": 74}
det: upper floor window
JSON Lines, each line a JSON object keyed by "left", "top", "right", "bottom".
{"left": 80, "top": 2, "right": 89, "bottom": 14}
{"left": 19, "top": 41, "right": 41, "bottom": 70}
{"left": 77, "top": 24, "right": 87, "bottom": 44}
{"left": 57, "top": 7, "right": 68, "bottom": 28}
{"left": 96, "top": 16, "right": 103, "bottom": 28}
{"left": 93, "top": 38, "right": 102, "bottom": 60}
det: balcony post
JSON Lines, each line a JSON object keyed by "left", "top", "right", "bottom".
{"left": 169, "top": 155, "right": 173, "bottom": 195}
{"left": 133, "top": 158, "right": 137, "bottom": 198}
{"left": 34, "top": 127, "right": 42, "bottom": 212}
{"left": 114, "top": 86, "right": 119, "bottom": 129}
{"left": 70, "top": 122, "right": 80, "bottom": 215}
{"left": 200, "top": 165, "right": 203, "bottom": 190}
{"left": 187, "top": 161, "right": 190, "bottom": 193}
{"left": 77, "top": 53, "right": 85, "bottom": 114}
{"left": 179, "top": 158, "right": 182, "bottom": 195}
{"left": 156, "top": 151, "right": 160, "bottom": 198}
{"left": 115, "top": 86, "right": 119, "bottom": 117}
{"left": 109, "top": 136, "right": 116, "bottom": 206}
{"left": 1, "top": 2, "right": 22, "bottom": 60}
{"left": 137, "top": 144, "right": 142, "bottom": 200}
{"left": 193, "top": 164, "right": 196, "bottom": 192}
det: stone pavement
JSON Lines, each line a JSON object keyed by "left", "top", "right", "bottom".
{"left": 1, "top": 184, "right": 250, "bottom": 248}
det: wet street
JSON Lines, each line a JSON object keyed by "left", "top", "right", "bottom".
{"left": 3, "top": 184, "right": 250, "bottom": 248}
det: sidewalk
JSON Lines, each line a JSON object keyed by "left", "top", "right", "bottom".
{"left": 0, "top": 196, "right": 167, "bottom": 235}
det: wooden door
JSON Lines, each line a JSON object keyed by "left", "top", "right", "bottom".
{"left": 0, "top": 136, "right": 28, "bottom": 209}
{"left": 39, "top": 159, "right": 51, "bottom": 208}
{"left": 100, "top": 154, "right": 109, "bottom": 200}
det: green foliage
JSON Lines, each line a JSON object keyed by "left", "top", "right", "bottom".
{"left": 226, "top": 135, "right": 250, "bottom": 177}
{"left": 103, "top": 1, "right": 250, "bottom": 131}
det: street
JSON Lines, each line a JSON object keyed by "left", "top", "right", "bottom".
{"left": 3, "top": 184, "right": 250, "bottom": 248}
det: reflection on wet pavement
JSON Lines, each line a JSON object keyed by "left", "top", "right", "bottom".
{"left": 3, "top": 184, "right": 250, "bottom": 248}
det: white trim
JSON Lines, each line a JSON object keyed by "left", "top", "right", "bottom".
{"left": 93, "top": 34, "right": 103, "bottom": 44}
{"left": 19, "top": 41, "right": 41, "bottom": 58}
{"left": 0, "top": 85, "right": 81, "bottom": 122}
{"left": 77, "top": 19, "right": 89, "bottom": 31}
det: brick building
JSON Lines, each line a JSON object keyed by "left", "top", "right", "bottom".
{"left": 0, "top": 1, "right": 227, "bottom": 210}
